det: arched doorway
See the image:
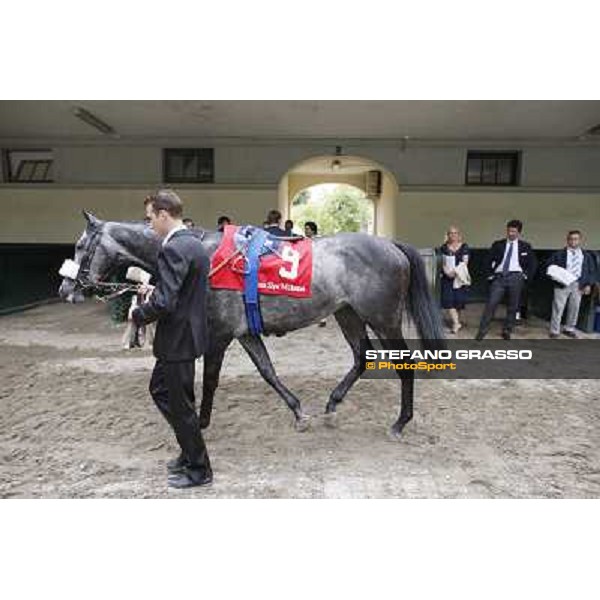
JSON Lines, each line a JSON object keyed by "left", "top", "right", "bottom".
{"left": 278, "top": 153, "right": 399, "bottom": 238}
{"left": 290, "top": 183, "right": 374, "bottom": 235}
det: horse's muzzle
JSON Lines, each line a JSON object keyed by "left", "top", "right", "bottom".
{"left": 58, "top": 279, "right": 85, "bottom": 303}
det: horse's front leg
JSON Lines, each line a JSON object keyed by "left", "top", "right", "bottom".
{"left": 198, "top": 338, "right": 231, "bottom": 429}
{"left": 238, "top": 334, "right": 310, "bottom": 431}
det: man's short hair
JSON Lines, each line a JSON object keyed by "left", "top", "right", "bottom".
{"left": 144, "top": 189, "right": 183, "bottom": 218}
{"left": 266, "top": 209, "right": 282, "bottom": 225}
{"left": 305, "top": 221, "right": 318, "bottom": 235}
{"left": 506, "top": 219, "right": 523, "bottom": 232}
{"left": 217, "top": 215, "right": 232, "bottom": 227}
{"left": 567, "top": 230, "right": 582, "bottom": 237}
{"left": 183, "top": 218, "right": 195, "bottom": 227}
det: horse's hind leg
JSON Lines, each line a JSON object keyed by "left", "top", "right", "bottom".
{"left": 393, "top": 367, "right": 414, "bottom": 438}
{"left": 324, "top": 306, "right": 371, "bottom": 425}
{"left": 238, "top": 334, "right": 310, "bottom": 431}
{"left": 373, "top": 333, "right": 415, "bottom": 439}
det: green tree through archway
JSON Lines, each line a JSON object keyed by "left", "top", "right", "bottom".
{"left": 291, "top": 184, "right": 374, "bottom": 235}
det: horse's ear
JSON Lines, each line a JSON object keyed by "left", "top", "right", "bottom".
{"left": 82, "top": 210, "right": 100, "bottom": 227}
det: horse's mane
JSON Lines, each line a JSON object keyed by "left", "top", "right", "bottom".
{"left": 108, "top": 219, "right": 217, "bottom": 235}
{"left": 107, "top": 219, "right": 148, "bottom": 227}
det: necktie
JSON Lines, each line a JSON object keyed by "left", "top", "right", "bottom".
{"left": 502, "top": 242, "right": 513, "bottom": 275}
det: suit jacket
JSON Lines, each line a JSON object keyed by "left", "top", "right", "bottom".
{"left": 264, "top": 225, "right": 287, "bottom": 238}
{"left": 545, "top": 248, "right": 595, "bottom": 288}
{"left": 132, "top": 229, "right": 209, "bottom": 361}
{"left": 487, "top": 239, "right": 537, "bottom": 280}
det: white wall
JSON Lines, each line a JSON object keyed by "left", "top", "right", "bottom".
{"left": 0, "top": 186, "right": 277, "bottom": 243}
{"left": 55, "top": 147, "right": 161, "bottom": 183}
{"left": 11, "top": 142, "right": 600, "bottom": 187}
{"left": 1, "top": 141, "right": 599, "bottom": 247}
{"left": 521, "top": 147, "right": 600, "bottom": 186}
{"left": 396, "top": 190, "right": 600, "bottom": 248}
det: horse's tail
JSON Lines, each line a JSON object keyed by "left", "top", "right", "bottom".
{"left": 394, "top": 242, "right": 446, "bottom": 350}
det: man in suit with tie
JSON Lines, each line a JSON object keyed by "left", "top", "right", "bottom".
{"left": 547, "top": 230, "right": 595, "bottom": 338}
{"left": 475, "top": 220, "right": 538, "bottom": 340}
{"left": 132, "top": 189, "right": 212, "bottom": 489}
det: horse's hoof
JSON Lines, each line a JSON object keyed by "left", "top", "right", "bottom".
{"left": 323, "top": 412, "right": 337, "bottom": 428}
{"left": 295, "top": 414, "right": 311, "bottom": 432}
{"left": 388, "top": 425, "right": 404, "bottom": 441}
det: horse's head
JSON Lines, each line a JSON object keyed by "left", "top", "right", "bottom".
{"left": 59, "top": 210, "right": 160, "bottom": 303}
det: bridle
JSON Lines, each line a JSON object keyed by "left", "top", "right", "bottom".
{"left": 76, "top": 225, "right": 103, "bottom": 289}
{"left": 73, "top": 224, "right": 140, "bottom": 301}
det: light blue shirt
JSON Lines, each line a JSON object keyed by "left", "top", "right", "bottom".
{"left": 495, "top": 239, "right": 522, "bottom": 273}
{"left": 566, "top": 247, "right": 583, "bottom": 279}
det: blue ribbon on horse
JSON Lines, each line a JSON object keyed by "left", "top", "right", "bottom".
{"left": 236, "top": 226, "right": 283, "bottom": 336}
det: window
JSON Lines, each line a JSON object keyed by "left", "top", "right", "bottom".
{"left": 3, "top": 149, "right": 54, "bottom": 183}
{"left": 163, "top": 148, "right": 214, "bottom": 183}
{"left": 466, "top": 151, "right": 520, "bottom": 186}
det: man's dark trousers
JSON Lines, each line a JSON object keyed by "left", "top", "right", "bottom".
{"left": 478, "top": 272, "right": 525, "bottom": 336}
{"left": 149, "top": 359, "right": 210, "bottom": 472}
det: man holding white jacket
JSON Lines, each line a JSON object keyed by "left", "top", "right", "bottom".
{"left": 546, "top": 230, "right": 595, "bottom": 338}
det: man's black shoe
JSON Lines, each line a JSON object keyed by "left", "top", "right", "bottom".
{"left": 168, "top": 468, "right": 213, "bottom": 489}
{"left": 501, "top": 331, "right": 511, "bottom": 340}
{"left": 475, "top": 331, "right": 485, "bottom": 341}
{"left": 166, "top": 453, "right": 188, "bottom": 474}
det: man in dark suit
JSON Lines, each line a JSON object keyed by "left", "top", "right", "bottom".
{"left": 475, "top": 219, "right": 538, "bottom": 340}
{"left": 263, "top": 209, "right": 287, "bottom": 237}
{"left": 546, "top": 230, "right": 595, "bottom": 338}
{"left": 132, "top": 189, "right": 212, "bottom": 489}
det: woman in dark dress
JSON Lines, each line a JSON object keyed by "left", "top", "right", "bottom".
{"left": 440, "top": 226, "right": 470, "bottom": 333}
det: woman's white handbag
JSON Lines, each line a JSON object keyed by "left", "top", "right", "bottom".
{"left": 453, "top": 261, "right": 472, "bottom": 289}
{"left": 442, "top": 255, "right": 455, "bottom": 277}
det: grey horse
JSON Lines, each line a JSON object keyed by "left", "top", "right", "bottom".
{"left": 59, "top": 211, "right": 445, "bottom": 437}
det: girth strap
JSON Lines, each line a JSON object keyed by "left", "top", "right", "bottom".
{"left": 243, "top": 228, "right": 270, "bottom": 336}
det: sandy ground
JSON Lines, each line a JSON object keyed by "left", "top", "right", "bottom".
{"left": 0, "top": 301, "right": 599, "bottom": 498}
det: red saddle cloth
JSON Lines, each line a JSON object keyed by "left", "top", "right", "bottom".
{"left": 210, "top": 225, "right": 313, "bottom": 298}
